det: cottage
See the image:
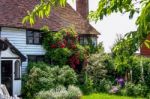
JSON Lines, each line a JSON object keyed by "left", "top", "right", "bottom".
{"left": 0, "top": 0, "right": 100, "bottom": 96}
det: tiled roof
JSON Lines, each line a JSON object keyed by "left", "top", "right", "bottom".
{"left": 0, "top": 0, "right": 100, "bottom": 35}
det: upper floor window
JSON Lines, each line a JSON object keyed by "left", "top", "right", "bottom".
{"left": 79, "top": 35, "right": 97, "bottom": 46}
{"left": 26, "top": 30, "right": 42, "bottom": 44}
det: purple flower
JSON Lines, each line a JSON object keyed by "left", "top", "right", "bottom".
{"left": 116, "top": 77, "right": 125, "bottom": 87}
{"left": 109, "top": 86, "right": 119, "bottom": 93}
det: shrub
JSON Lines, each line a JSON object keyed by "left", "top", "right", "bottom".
{"left": 22, "top": 63, "right": 78, "bottom": 99}
{"left": 86, "top": 52, "right": 114, "bottom": 93}
{"left": 68, "top": 85, "right": 82, "bottom": 98}
{"left": 35, "top": 85, "right": 82, "bottom": 99}
{"left": 96, "top": 78, "right": 112, "bottom": 92}
{"left": 79, "top": 72, "right": 94, "bottom": 94}
{"left": 120, "top": 82, "right": 148, "bottom": 97}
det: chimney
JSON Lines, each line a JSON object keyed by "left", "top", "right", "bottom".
{"left": 76, "top": 0, "right": 89, "bottom": 20}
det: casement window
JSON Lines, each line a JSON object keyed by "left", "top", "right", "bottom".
{"left": 79, "top": 35, "right": 97, "bottom": 46}
{"left": 28, "top": 55, "right": 45, "bottom": 62}
{"left": 14, "top": 60, "right": 21, "bottom": 80}
{"left": 26, "top": 30, "right": 42, "bottom": 44}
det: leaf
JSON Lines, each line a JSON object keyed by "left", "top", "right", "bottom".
{"left": 45, "top": 4, "right": 51, "bottom": 17}
{"left": 22, "top": 16, "right": 29, "bottom": 24}
{"left": 144, "top": 40, "right": 150, "bottom": 48}
{"left": 29, "top": 15, "right": 35, "bottom": 25}
{"left": 129, "top": 9, "right": 135, "bottom": 19}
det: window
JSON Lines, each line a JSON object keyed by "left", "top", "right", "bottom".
{"left": 14, "top": 60, "right": 20, "bottom": 80}
{"left": 79, "top": 35, "right": 97, "bottom": 46}
{"left": 26, "top": 30, "right": 42, "bottom": 44}
{"left": 28, "top": 55, "right": 45, "bottom": 63}
{"left": 79, "top": 36, "right": 84, "bottom": 45}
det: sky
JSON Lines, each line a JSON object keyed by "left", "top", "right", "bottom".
{"left": 67, "top": 0, "right": 138, "bottom": 52}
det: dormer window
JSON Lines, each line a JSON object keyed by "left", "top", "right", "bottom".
{"left": 26, "top": 30, "right": 42, "bottom": 44}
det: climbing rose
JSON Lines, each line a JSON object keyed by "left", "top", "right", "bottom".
{"left": 50, "top": 44, "right": 57, "bottom": 48}
{"left": 69, "top": 55, "right": 80, "bottom": 69}
{"left": 60, "top": 43, "right": 65, "bottom": 48}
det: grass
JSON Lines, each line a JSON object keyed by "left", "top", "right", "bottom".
{"left": 82, "top": 93, "right": 144, "bottom": 99}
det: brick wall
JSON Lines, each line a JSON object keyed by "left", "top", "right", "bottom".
{"left": 76, "top": 0, "right": 89, "bottom": 20}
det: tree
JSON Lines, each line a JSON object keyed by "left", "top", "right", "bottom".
{"left": 89, "top": 0, "right": 150, "bottom": 54}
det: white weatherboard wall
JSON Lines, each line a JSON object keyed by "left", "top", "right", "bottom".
{"left": 1, "top": 27, "right": 46, "bottom": 73}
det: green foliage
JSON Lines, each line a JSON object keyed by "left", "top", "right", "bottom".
{"left": 89, "top": 0, "right": 136, "bottom": 21}
{"left": 87, "top": 53, "right": 108, "bottom": 80}
{"left": 120, "top": 82, "right": 148, "bottom": 97}
{"left": 27, "top": 62, "right": 48, "bottom": 73}
{"left": 79, "top": 72, "right": 94, "bottom": 94}
{"left": 132, "top": 57, "right": 150, "bottom": 87}
{"left": 85, "top": 46, "right": 114, "bottom": 93}
{"left": 84, "top": 42, "right": 104, "bottom": 54}
{"left": 96, "top": 78, "right": 112, "bottom": 92}
{"left": 112, "top": 34, "right": 137, "bottom": 72}
{"left": 35, "top": 85, "right": 82, "bottom": 99}
{"left": 22, "top": 62, "right": 78, "bottom": 99}
{"left": 87, "top": 52, "right": 114, "bottom": 81}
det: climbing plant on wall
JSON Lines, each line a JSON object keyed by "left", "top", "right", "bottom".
{"left": 42, "top": 27, "right": 87, "bottom": 71}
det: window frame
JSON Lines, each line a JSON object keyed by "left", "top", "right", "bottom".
{"left": 26, "top": 30, "right": 43, "bottom": 45}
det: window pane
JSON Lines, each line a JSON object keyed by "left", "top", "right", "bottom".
{"left": 79, "top": 37, "right": 84, "bottom": 45}
{"left": 34, "top": 32, "right": 42, "bottom": 44}
{"left": 84, "top": 37, "right": 88, "bottom": 45}
{"left": 27, "top": 30, "right": 34, "bottom": 44}
{"left": 34, "top": 38, "right": 40, "bottom": 44}
{"left": 92, "top": 37, "right": 97, "bottom": 46}
{"left": 27, "top": 37, "right": 33, "bottom": 44}
{"left": 34, "top": 32, "right": 40, "bottom": 37}
{"left": 27, "top": 31, "right": 33, "bottom": 36}
{"left": 28, "top": 56, "right": 36, "bottom": 62}
{"left": 37, "top": 56, "right": 44, "bottom": 62}
{"left": 15, "top": 60, "right": 20, "bottom": 80}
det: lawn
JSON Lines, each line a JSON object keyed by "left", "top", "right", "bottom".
{"left": 82, "top": 93, "right": 144, "bottom": 99}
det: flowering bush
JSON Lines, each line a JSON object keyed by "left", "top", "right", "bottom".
{"left": 43, "top": 28, "right": 86, "bottom": 70}
{"left": 35, "top": 85, "right": 82, "bottom": 99}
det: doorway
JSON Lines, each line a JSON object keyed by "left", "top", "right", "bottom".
{"left": 1, "top": 60, "right": 13, "bottom": 95}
